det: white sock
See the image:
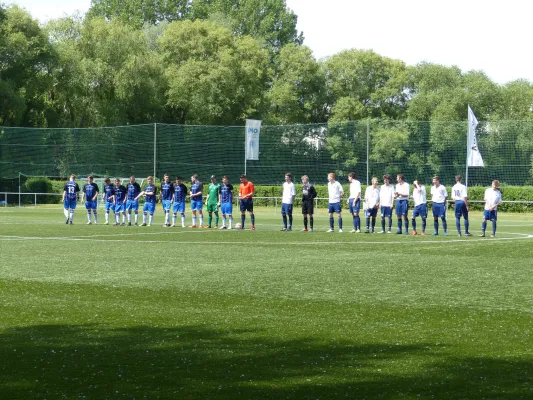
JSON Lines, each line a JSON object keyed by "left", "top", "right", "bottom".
{"left": 173, "top": 214, "right": 177, "bottom": 225}
{"left": 127, "top": 213, "right": 131, "bottom": 223}
{"left": 69, "top": 211, "right": 74, "bottom": 222}
{"left": 134, "top": 213, "right": 138, "bottom": 223}
{"left": 87, "top": 213, "right": 91, "bottom": 222}
{"left": 149, "top": 214, "right": 153, "bottom": 225}
{"left": 192, "top": 215, "right": 197, "bottom": 226}
{"left": 181, "top": 214, "right": 185, "bottom": 227}
{"left": 229, "top": 217, "right": 233, "bottom": 229}
{"left": 94, "top": 212, "right": 98, "bottom": 223}
{"left": 105, "top": 211, "right": 109, "bottom": 222}
{"left": 143, "top": 213, "right": 146, "bottom": 224}
{"left": 200, "top": 216, "right": 204, "bottom": 226}
{"left": 222, "top": 217, "right": 226, "bottom": 227}
{"left": 64, "top": 209, "right": 69, "bottom": 218}
{"left": 115, "top": 214, "right": 120, "bottom": 224}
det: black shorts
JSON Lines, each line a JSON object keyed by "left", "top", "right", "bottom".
{"left": 302, "top": 200, "right": 314, "bottom": 215}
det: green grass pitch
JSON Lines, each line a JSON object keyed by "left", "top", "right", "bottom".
{"left": 1, "top": 206, "right": 533, "bottom": 399}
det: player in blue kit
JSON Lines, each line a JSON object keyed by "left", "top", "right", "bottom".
{"left": 219, "top": 176, "right": 234, "bottom": 229}
{"left": 135, "top": 176, "right": 157, "bottom": 226}
{"left": 102, "top": 177, "right": 115, "bottom": 225}
{"left": 189, "top": 174, "right": 204, "bottom": 228}
{"left": 126, "top": 176, "right": 141, "bottom": 226}
{"left": 159, "top": 174, "right": 173, "bottom": 227}
{"left": 62, "top": 174, "right": 80, "bottom": 224}
{"left": 172, "top": 176, "right": 187, "bottom": 227}
{"left": 81, "top": 175, "right": 99, "bottom": 225}
{"left": 111, "top": 178, "right": 127, "bottom": 226}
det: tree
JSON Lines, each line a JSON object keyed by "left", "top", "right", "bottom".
{"left": 266, "top": 43, "right": 326, "bottom": 124}
{"left": 324, "top": 49, "right": 409, "bottom": 122}
{"left": 0, "top": 5, "right": 57, "bottom": 127}
{"left": 160, "top": 19, "right": 270, "bottom": 125}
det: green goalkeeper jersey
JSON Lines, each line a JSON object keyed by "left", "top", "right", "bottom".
{"left": 207, "top": 183, "right": 221, "bottom": 204}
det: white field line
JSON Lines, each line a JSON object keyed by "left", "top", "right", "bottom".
{"left": 1, "top": 234, "right": 532, "bottom": 245}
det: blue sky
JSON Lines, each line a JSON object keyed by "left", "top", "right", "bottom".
{"left": 7, "top": 0, "right": 532, "bottom": 84}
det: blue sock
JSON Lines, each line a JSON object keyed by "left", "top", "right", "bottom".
{"left": 353, "top": 216, "right": 357, "bottom": 229}
{"left": 330, "top": 217, "right": 334, "bottom": 229}
{"left": 404, "top": 219, "right": 409, "bottom": 231}
{"left": 434, "top": 219, "right": 439, "bottom": 233}
{"left": 251, "top": 214, "right": 255, "bottom": 226}
{"left": 465, "top": 219, "right": 469, "bottom": 233}
{"left": 366, "top": 217, "right": 370, "bottom": 229}
{"left": 442, "top": 217, "right": 447, "bottom": 232}
{"left": 338, "top": 217, "right": 342, "bottom": 229}
{"left": 282, "top": 215, "right": 287, "bottom": 228}
{"left": 381, "top": 218, "right": 385, "bottom": 231}
{"left": 355, "top": 216, "right": 360, "bottom": 230}
{"left": 397, "top": 219, "right": 402, "bottom": 231}
{"left": 456, "top": 217, "right": 461, "bottom": 234}
{"left": 422, "top": 218, "right": 426, "bottom": 232}
{"left": 482, "top": 221, "right": 487, "bottom": 232}
{"left": 412, "top": 218, "right": 416, "bottom": 232}
{"left": 241, "top": 214, "right": 245, "bottom": 227}
{"left": 288, "top": 214, "right": 292, "bottom": 227}
{"left": 492, "top": 221, "right": 497, "bottom": 235}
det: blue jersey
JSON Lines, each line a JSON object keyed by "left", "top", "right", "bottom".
{"left": 173, "top": 183, "right": 187, "bottom": 203}
{"left": 104, "top": 184, "right": 114, "bottom": 202}
{"left": 144, "top": 184, "right": 157, "bottom": 203}
{"left": 127, "top": 182, "right": 141, "bottom": 200}
{"left": 160, "top": 181, "right": 173, "bottom": 201}
{"left": 63, "top": 181, "right": 80, "bottom": 200}
{"left": 190, "top": 181, "right": 203, "bottom": 201}
{"left": 83, "top": 183, "right": 99, "bottom": 201}
{"left": 220, "top": 184, "right": 233, "bottom": 203}
{"left": 114, "top": 185, "right": 127, "bottom": 203}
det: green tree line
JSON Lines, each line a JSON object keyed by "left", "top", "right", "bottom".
{"left": 1, "top": 1, "right": 533, "bottom": 129}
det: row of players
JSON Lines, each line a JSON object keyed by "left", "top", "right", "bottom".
{"left": 62, "top": 172, "right": 502, "bottom": 237}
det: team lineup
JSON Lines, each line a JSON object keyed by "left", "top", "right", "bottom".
{"left": 62, "top": 172, "right": 502, "bottom": 237}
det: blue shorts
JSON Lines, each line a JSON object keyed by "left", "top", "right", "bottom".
{"left": 143, "top": 202, "right": 155, "bottom": 214}
{"left": 365, "top": 207, "right": 378, "bottom": 218}
{"left": 162, "top": 200, "right": 172, "bottom": 211}
{"left": 191, "top": 199, "right": 203, "bottom": 211}
{"left": 328, "top": 202, "right": 341, "bottom": 214}
{"left": 85, "top": 200, "right": 97, "bottom": 210}
{"left": 221, "top": 202, "right": 233, "bottom": 215}
{"left": 412, "top": 204, "right": 428, "bottom": 218}
{"left": 240, "top": 198, "right": 254, "bottom": 212}
{"left": 173, "top": 202, "right": 185, "bottom": 213}
{"left": 126, "top": 200, "right": 139, "bottom": 211}
{"left": 432, "top": 202, "right": 446, "bottom": 218}
{"left": 115, "top": 203, "right": 125, "bottom": 213}
{"left": 105, "top": 201, "right": 115, "bottom": 212}
{"left": 349, "top": 198, "right": 361, "bottom": 214}
{"left": 455, "top": 201, "right": 469, "bottom": 218}
{"left": 64, "top": 199, "right": 77, "bottom": 210}
{"left": 281, "top": 203, "right": 293, "bottom": 215}
{"left": 396, "top": 199, "right": 409, "bottom": 216}
{"left": 483, "top": 209, "right": 497, "bottom": 221}
{"left": 381, "top": 206, "right": 392, "bottom": 218}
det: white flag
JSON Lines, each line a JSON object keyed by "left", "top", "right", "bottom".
{"left": 467, "top": 105, "right": 484, "bottom": 167}
{"left": 245, "top": 119, "right": 261, "bottom": 160}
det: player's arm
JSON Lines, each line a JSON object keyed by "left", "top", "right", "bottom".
{"left": 92, "top": 185, "right": 99, "bottom": 201}
{"left": 309, "top": 185, "right": 317, "bottom": 200}
{"left": 134, "top": 190, "right": 145, "bottom": 201}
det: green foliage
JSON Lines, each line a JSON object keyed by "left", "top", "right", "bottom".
{"left": 160, "top": 20, "right": 269, "bottom": 124}
{"left": 22, "top": 177, "right": 55, "bottom": 203}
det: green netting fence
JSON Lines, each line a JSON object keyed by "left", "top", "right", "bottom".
{"left": 1, "top": 120, "right": 532, "bottom": 187}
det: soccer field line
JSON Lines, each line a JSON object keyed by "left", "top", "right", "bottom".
{"left": 1, "top": 234, "right": 532, "bottom": 245}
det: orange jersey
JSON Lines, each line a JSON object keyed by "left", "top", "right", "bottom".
{"left": 239, "top": 181, "right": 255, "bottom": 199}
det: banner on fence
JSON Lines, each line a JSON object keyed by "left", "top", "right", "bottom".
{"left": 245, "top": 119, "right": 261, "bottom": 160}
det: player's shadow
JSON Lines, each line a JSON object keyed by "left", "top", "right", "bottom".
{"left": 0, "top": 324, "right": 532, "bottom": 399}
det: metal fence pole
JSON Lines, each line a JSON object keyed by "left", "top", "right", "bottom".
{"left": 153, "top": 123, "right": 157, "bottom": 180}
{"left": 366, "top": 119, "right": 370, "bottom": 186}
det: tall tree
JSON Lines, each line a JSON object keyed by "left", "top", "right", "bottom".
{"left": 266, "top": 43, "right": 326, "bottom": 124}
{"left": 0, "top": 5, "right": 57, "bottom": 127}
{"left": 160, "top": 19, "right": 270, "bottom": 125}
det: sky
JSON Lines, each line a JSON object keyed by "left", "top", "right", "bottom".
{"left": 6, "top": 0, "right": 532, "bottom": 84}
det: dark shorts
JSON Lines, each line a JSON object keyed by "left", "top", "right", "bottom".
{"left": 412, "top": 204, "right": 427, "bottom": 218}
{"left": 240, "top": 198, "right": 253, "bottom": 212}
{"left": 455, "top": 201, "right": 469, "bottom": 218}
{"left": 396, "top": 199, "right": 409, "bottom": 216}
{"left": 349, "top": 198, "right": 361, "bottom": 214}
{"left": 381, "top": 206, "right": 392, "bottom": 218}
{"left": 432, "top": 202, "right": 446, "bottom": 218}
{"left": 302, "top": 200, "right": 314, "bottom": 215}
{"left": 483, "top": 209, "right": 497, "bottom": 221}
{"left": 328, "top": 202, "right": 341, "bottom": 214}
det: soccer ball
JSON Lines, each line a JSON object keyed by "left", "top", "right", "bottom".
{"left": 234, "top": 223, "right": 242, "bottom": 229}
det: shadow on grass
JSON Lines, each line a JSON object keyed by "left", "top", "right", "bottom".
{"left": 0, "top": 324, "right": 532, "bottom": 399}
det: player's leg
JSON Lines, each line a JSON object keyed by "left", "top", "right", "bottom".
{"left": 455, "top": 203, "right": 462, "bottom": 235}
{"left": 337, "top": 206, "right": 343, "bottom": 232}
{"left": 240, "top": 200, "right": 246, "bottom": 228}
{"left": 433, "top": 203, "right": 439, "bottom": 235}
{"left": 328, "top": 206, "right": 335, "bottom": 232}
{"left": 281, "top": 203, "right": 288, "bottom": 230}
{"left": 191, "top": 209, "right": 197, "bottom": 228}
{"left": 403, "top": 202, "right": 409, "bottom": 233}
{"left": 214, "top": 208, "right": 219, "bottom": 228}
{"left": 380, "top": 207, "right": 385, "bottom": 233}
{"left": 199, "top": 209, "right": 204, "bottom": 228}
{"left": 411, "top": 211, "right": 417, "bottom": 235}
{"left": 180, "top": 203, "right": 186, "bottom": 227}
{"left": 464, "top": 207, "right": 471, "bottom": 235}
{"left": 441, "top": 215, "right": 447, "bottom": 235}
{"left": 133, "top": 201, "right": 139, "bottom": 225}
{"left": 354, "top": 200, "right": 360, "bottom": 231}
{"left": 208, "top": 203, "right": 213, "bottom": 228}
{"left": 491, "top": 212, "right": 497, "bottom": 237}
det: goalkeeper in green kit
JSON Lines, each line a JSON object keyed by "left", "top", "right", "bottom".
{"left": 205, "top": 175, "right": 221, "bottom": 228}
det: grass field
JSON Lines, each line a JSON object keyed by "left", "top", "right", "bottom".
{"left": 1, "top": 206, "right": 533, "bottom": 399}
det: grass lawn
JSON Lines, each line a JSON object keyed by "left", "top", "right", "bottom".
{"left": 1, "top": 205, "right": 533, "bottom": 399}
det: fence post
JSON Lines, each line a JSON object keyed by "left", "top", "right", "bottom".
{"left": 153, "top": 123, "right": 157, "bottom": 180}
{"left": 18, "top": 172, "right": 21, "bottom": 208}
{"left": 34, "top": 193, "right": 37, "bottom": 207}
{"left": 366, "top": 119, "right": 370, "bottom": 186}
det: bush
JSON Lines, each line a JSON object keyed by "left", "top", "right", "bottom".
{"left": 23, "top": 178, "right": 56, "bottom": 204}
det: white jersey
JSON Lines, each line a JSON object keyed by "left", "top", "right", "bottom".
{"left": 364, "top": 186, "right": 380, "bottom": 209}
{"left": 451, "top": 183, "right": 468, "bottom": 201}
{"left": 282, "top": 182, "right": 296, "bottom": 204}
{"left": 349, "top": 180, "right": 361, "bottom": 199}
{"left": 412, "top": 185, "right": 427, "bottom": 206}
{"left": 395, "top": 182, "right": 410, "bottom": 200}
{"left": 328, "top": 181, "right": 344, "bottom": 203}
{"left": 484, "top": 188, "right": 502, "bottom": 210}
{"left": 431, "top": 184, "right": 448, "bottom": 204}
{"left": 380, "top": 184, "right": 394, "bottom": 207}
